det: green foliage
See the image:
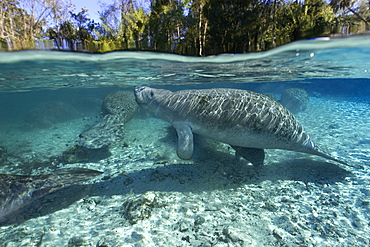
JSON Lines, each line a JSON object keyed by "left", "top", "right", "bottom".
{"left": 1, "top": 0, "right": 369, "bottom": 54}
{"left": 0, "top": 0, "right": 40, "bottom": 49}
{"left": 148, "top": 0, "right": 187, "bottom": 51}
{"left": 121, "top": 6, "right": 150, "bottom": 49}
{"left": 330, "top": 0, "right": 369, "bottom": 31}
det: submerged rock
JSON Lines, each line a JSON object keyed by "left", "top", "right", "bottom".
{"left": 121, "top": 192, "right": 164, "bottom": 224}
{"left": 62, "top": 144, "right": 111, "bottom": 164}
{"left": 62, "top": 145, "right": 89, "bottom": 164}
{"left": 279, "top": 88, "right": 309, "bottom": 114}
{"left": 68, "top": 236, "right": 91, "bottom": 247}
{"left": 78, "top": 91, "right": 138, "bottom": 149}
{"left": 24, "top": 101, "right": 80, "bottom": 129}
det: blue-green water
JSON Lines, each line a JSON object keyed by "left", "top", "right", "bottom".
{"left": 0, "top": 36, "right": 369, "bottom": 246}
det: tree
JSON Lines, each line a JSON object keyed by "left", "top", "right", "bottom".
{"left": 205, "top": 0, "right": 265, "bottom": 53}
{"left": 98, "top": 1, "right": 123, "bottom": 40}
{"left": 148, "top": 0, "right": 187, "bottom": 52}
{"left": 1, "top": 1, "right": 31, "bottom": 40}
{"left": 1, "top": 0, "right": 73, "bottom": 50}
{"left": 1, "top": 0, "right": 368, "bottom": 54}
{"left": 70, "top": 8, "right": 95, "bottom": 41}
{"left": 98, "top": 0, "right": 149, "bottom": 49}
{"left": 47, "top": 20, "right": 75, "bottom": 49}
{"left": 17, "top": 0, "right": 73, "bottom": 39}
{"left": 330, "top": 0, "right": 369, "bottom": 31}
{"left": 121, "top": 4, "right": 149, "bottom": 49}
{"left": 285, "top": 0, "right": 335, "bottom": 40}
{"left": 185, "top": 0, "right": 209, "bottom": 56}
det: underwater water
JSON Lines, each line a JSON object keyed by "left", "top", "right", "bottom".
{"left": 0, "top": 35, "right": 369, "bottom": 246}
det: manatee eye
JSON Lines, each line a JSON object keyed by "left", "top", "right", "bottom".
{"left": 135, "top": 86, "right": 146, "bottom": 93}
{"left": 150, "top": 92, "right": 154, "bottom": 97}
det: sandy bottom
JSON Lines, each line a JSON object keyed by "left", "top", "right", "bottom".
{"left": 0, "top": 97, "right": 369, "bottom": 246}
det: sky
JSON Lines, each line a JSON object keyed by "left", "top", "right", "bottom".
{"left": 72, "top": 0, "right": 149, "bottom": 23}
{"left": 72, "top": 0, "right": 108, "bottom": 23}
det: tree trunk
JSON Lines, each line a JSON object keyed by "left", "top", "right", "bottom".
{"left": 202, "top": 20, "right": 208, "bottom": 56}
{"left": 198, "top": 3, "right": 203, "bottom": 56}
{"left": 271, "top": 0, "right": 277, "bottom": 48}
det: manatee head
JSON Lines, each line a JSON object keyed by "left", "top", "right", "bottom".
{"left": 134, "top": 86, "right": 155, "bottom": 105}
{"left": 134, "top": 86, "right": 170, "bottom": 113}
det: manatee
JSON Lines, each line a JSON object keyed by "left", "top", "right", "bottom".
{"left": 102, "top": 90, "right": 138, "bottom": 120}
{"left": 280, "top": 88, "right": 309, "bottom": 114}
{"left": 134, "top": 86, "right": 348, "bottom": 166}
{"left": 78, "top": 91, "right": 138, "bottom": 149}
{"left": 0, "top": 168, "right": 102, "bottom": 224}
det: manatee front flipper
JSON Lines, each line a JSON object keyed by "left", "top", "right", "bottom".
{"left": 231, "top": 145, "right": 265, "bottom": 167}
{"left": 173, "top": 122, "right": 194, "bottom": 160}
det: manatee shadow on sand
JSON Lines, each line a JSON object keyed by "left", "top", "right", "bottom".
{"left": 90, "top": 158, "right": 353, "bottom": 197}
{"left": 3, "top": 160, "right": 351, "bottom": 226}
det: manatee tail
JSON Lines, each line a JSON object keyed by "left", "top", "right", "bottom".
{"left": 0, "top": 168, "right": 102, "bottom": 226}
{"left": 297, "top": 139, "right": 349, "bottom": 166}
{"left": 50, "top": 168, "right": 103, "bottom": 183}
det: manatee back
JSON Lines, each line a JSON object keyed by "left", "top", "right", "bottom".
{"left": 102, "top": 91, "right": 138, "bottom": 122}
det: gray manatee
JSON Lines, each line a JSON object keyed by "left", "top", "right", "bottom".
{"left": 0, "top": 168, "right": 102, "bottom": 224}
{"left": 78, "top": 91, "right": 138, "bottom": 149}
{"left": 134, "top": 86, "right": 348, "bottom": 167}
